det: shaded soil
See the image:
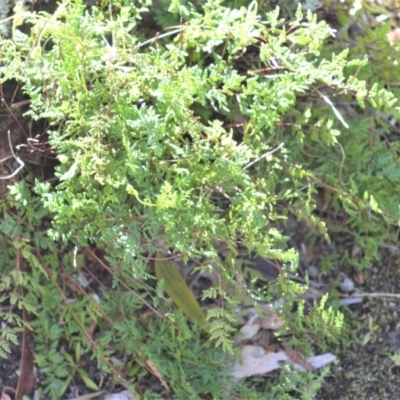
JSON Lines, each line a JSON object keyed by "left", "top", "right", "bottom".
{"left": 317, "top": 249, "right": 400, "bottom": 400}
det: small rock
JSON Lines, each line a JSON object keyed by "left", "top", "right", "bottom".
{"left": 307, "top": 265, "right": 319, "bottom": 278}
{"left": 341, "top": 277, "right": 355, "bottom": 293}
{"left": 105, "top": 391, "right": 134, "bottom": 400}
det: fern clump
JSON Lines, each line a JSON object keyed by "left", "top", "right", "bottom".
{"left": 0, "top": 0, "right": 399, "bottom": 397}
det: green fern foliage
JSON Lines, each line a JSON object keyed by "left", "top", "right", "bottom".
{"left": 0, "top": 0, "right": 399, "bottom": 397}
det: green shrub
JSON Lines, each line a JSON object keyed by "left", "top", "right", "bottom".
{"left": 0, "top": 0, "right": 399, "bottom": 397}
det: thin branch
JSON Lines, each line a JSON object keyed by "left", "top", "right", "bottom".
{"left": 356, "top": 291, "right": 400, "bottom": 299}
{"left": 244, "top": 142, "right": 284, "bottom": 170}
{"left": 139, "top": 26, "right": 186, "bottom": 47}
{"left": 317, "top": 90, "right": 349, "bottom": 129}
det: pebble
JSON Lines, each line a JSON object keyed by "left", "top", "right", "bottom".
{"left": 341, "top": 277, "right": 355, "bottom": 293}
{"left": 307, "top": 265, "right": 319, "bottom": 278}
{"left": 105, "top": 391, "right": 134, "bottom": 400}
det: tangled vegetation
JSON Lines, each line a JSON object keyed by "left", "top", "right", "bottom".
{"left": 0, "top": 0, "right": 400, "bottom": 398}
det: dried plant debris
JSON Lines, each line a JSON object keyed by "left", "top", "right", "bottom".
{"left": 232, "top": 345, "right": 336, "bottom": 379}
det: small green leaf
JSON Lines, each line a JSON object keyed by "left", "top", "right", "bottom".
{"left": 57, "top": 377, "right": 72, "bottom": 398}
{"left": 64, "top": 353, "right": 74, "bottom": 365}
{"left": 77, "top": 368, "right": 100, "bottom": 391}
{"left": 155, "top": 253, "right": 209, "bottom": 332}
{"left": 59, "top": 158, "right": 79, "bottom": 181}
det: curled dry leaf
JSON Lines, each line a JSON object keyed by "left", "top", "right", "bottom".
{"left": 258, "top": 304, "right": 283, "bottom": 330}
{"left": 142, "top": 357, "right": 170, "bottom": 394}
{"left": 237, "top": 312, "right": 261, "bottom": 342}
{"left": 354, "top": 272, "right": 365, "bottom": 285}
{"left": 259, "top": 314, "right": 283, "bottom": 330}
{"left": 232, "top": 345, "right": 337, "bottom": 379}
{"left": 236, "top": 305, "right": 283, "bottom": 344}
{"left": 232, "top": 346, "right": 290, "bottom": 379}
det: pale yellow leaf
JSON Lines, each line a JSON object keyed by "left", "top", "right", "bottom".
{"left": 155, "top": 254, "right": 209, "bottom": 332}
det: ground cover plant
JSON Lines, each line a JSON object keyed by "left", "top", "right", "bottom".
{"left": 0, "top": 0, "right": 400, "bottom": 398}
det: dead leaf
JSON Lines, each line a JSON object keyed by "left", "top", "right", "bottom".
{"left": 235, "top": 306, "right": 283, "bottom": 343}
{"left": 283, "top": 345, "right": 315, "bottom": 372}
{"left": 140, "top": 355, "right": 170, "bottom": 394}
{"left": 338, "top": 296, "right": 363, "bottom": 306}
{"left": 231, "top": 345, "right": 337, "bottom": 379}
{"left": 236, "top": 312, "right": 260, "bottom": 342}
{"left": 354, "top": 272, "right": 365, "bottom": 285}
{"left": 155, "top": 255, "right": 208, "bottom": 332}
{"left": 232, "top": 346, "right": 289, "bottom": 379}
{"left": 305, "top": 353, "right": 336, "bottom": 369}
{"left": 258, "top": 304, "right": 283, "bottom": 330}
